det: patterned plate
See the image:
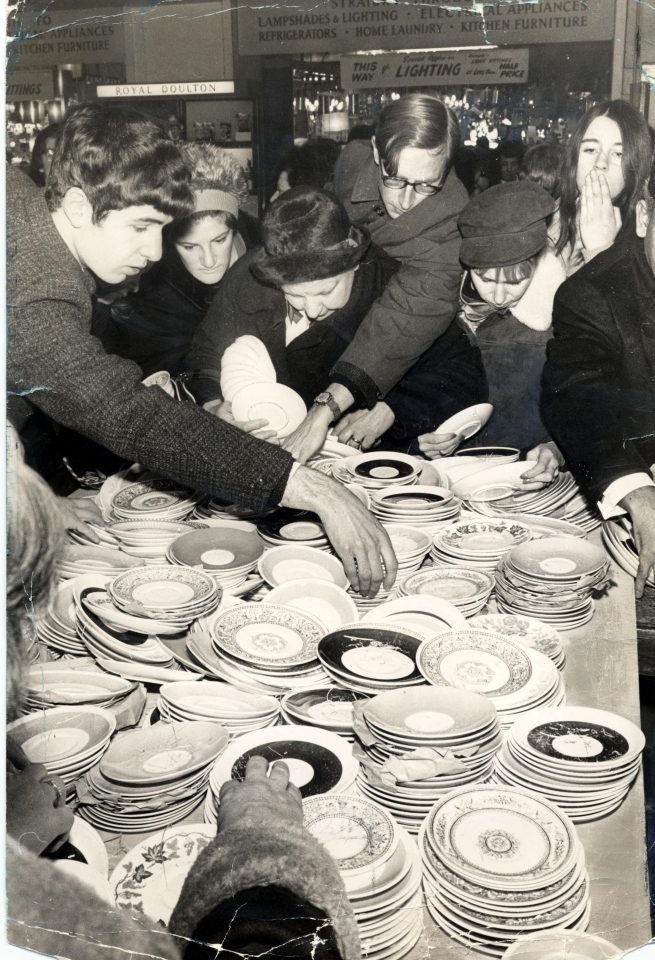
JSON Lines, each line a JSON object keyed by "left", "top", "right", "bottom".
{"left": 211, "top": 603, "right": 324, "bottom": 668}
{"left": 400, "top": 568, "right": 493, "bottom": 602}
{"left": 258, "top": 509, "right": 326, "bottom": 543}
{"left": 436, "top": 520, "right": 532, "bottom": 556}
{"left": 303, "top": 794, "right": 398, "bottom": 873}
{"left": 426, "top": 785, "right": 576, "bottom": 888}
{"left": 510, "top": 707, "right": 645, "bottom": 767}
{"left": 471, "top": 614, "right": 563, "bottom": 662}
{"left": 111, "top": 823, "right": 215, "bottom": 925}
{"left": 417, "top": 629, "right": 532, "bottom": 698}
{"left": 347, "top": 452, "right": 419, "bottom": 482}
{"left": 110, "top": 565, "right": 217, "bottom": 609}
{"left": 111, "top": 479, "right": 196, "bottom": 514}
{"left": 318, "top": 624, "right": 424, "bottom": 682}
{"left": 169, "top": 527, "right": 264, "bottom": 570}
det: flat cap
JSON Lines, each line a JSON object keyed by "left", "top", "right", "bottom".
{"left": 458, "top": 180, "right": 555, "bottom": 268}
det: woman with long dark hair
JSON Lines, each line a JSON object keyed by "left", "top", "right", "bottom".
{"left": 556, "top": 99, "right": 651, "bottom": 275}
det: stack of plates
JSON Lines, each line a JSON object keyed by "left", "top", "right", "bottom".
{"left": 157, "top": 680, "right": 280, "bottom": 734}
{"left": 346, "top": 584, "right": 395, "bottom": 616}
{"left": 452, "top": 461, "right": 536, "bottom": 504}
{"left": 258, "top": 545, "right": 348, "bottom": 589}
{"left": 396, "top": 567, "right": 494, "bottom": 618}
{"left": 8, "top": 705, "right": 116, "bottom": 788}
{"left": 167, "top": 527, "right": 264, "bottom": 591}
{"left": 185, "top": 630, "right": 326, "bottom": 695}
{"left": 332, "top": 452, "right": 421, "bottom": 491}
{"left": 73, "top": 574, "right": 192, "bottom": 639}
{"left": 495, "top": 538, "right": 610, "bottom": 630}
{"left": 470, "top": 614, "right": 566, "bottom": 670}
{"left": 267, "top": 579, "right": 358, "bottom": 633}
{"left": 361, "top": 595, "right": 466, "bottom": 638}
{"left": 108, "top": 565, "right": 221, "bottom": 625}
{"left": 420, "top": 785, "right": 590, "bottom": 957}
{"left": 602, "top": 517, "right": 655, "bottom": 588}
{"left": 111, "top": 823, "right": 215, "bottom": 927}
{"left": 257, "top": 509, "right": 330, "bottom": 550}
{"left": 36, "top": 580, "right": 88, "bottom": 655}
{"left": 110, "top": 479, "right": 200, "bottom": 522}
{"left": 108, "top": 520, "right": 198, "bottom": 562}
{"left": 75, "top": 598, "right": 178, "bottom": 669}
{"left": 492, "top": 513, "right": 586, "bottom": 541}
{"left": 210, "top": 602, "right": 330, "bottom": 691}
{"left": 464, "top": 471, "right": 577, "bottom": 518}
{"left": 381, "top": 524, "right": 432, "bottom": 575}
{"left": 220, "top": 336, "right": 307, "bottom": 440}
{"left": 552, "top": 492, "right": 601, "bottom": 534}
{"left": 369, "top": 485, "right": 460, "bottom": 534}
{"left": 220, "top": 334, "right": 276, "bottom": 400}
{"left": 280, "top": 686, "right": 366, "bottom": 739}
{"left": 355, "top": 686, "right": 502, "bottom": 833}
{"left": 57, "top": 545, "right": 140, "bottom": 580}
{"left": 431, "top": 519, "right": 532, "bottom": 573}
{"left": 205, "top": 724, "right": 359, "bottom": 822}
{"left": 455, "top": 446, "right": 520, "bottom": 463}
{"left": 317, "top": 623, "right": 426, "bottom": 694}
{"left": 77, "top": 720, "right": 228, "bottom": 832}
{"left": 417, "top": 629, "right": 564, "bottom": 727}
{"left": 23, "top": 662, "right": 136, "bottom": 709}
{"left": 493, "top": 706, "right": 645, "bottom": 822}
{"left": 303, "top": 795, "right": 424, "bottom": 958}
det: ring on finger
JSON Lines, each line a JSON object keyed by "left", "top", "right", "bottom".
{"left": 348, "top": 437, "right": 362, "bottom": 449}
{"left": 43, "top": 777, "right": 65, "bottom": 806}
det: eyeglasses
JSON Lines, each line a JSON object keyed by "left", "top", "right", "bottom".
{"left": 380, "top": 165, "right": 445, "bottom": 196}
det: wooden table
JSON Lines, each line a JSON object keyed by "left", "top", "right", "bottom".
{"left": 101, "top": 563, "right": 652, "bottom": 957}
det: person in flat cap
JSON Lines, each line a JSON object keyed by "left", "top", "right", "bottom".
{"left": 186, "top": 186, "right": 486, "bottom": 452}
{"left": 418, "top": 180, "right": 567, "bottom": 484}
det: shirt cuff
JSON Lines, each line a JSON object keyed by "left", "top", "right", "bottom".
{"left": 598, "top": 473, "right": 655, "bottom": 519}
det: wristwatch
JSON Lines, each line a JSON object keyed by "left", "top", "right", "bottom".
{"left": 312, "top": 391, "right": 341, "bottom": 423}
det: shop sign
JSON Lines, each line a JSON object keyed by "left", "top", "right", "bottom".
{"left": 237, "top": 0, "right": 615, "bottom": 55}
{"left": 96, "top": 81, "right": 235, "bottom": 98}
{"left": 8, "top": 7, "right": 125, "bottom": 67}
{"left": 341, "top": 48, "right": 529, "bottom": 88}
{"left": 6, "top": 69, "right": 55, "bottom": 100}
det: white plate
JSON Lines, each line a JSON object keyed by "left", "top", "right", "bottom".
{"left": 363, "top": 596, "right": 466, "bottom": 636}
{"left": 267, "top": 579, "right": 358, "bottom": 632}
{"left": 95, "top": 658, "right": 202, "bottom": 684}
{"left": 231, "top": 381, "right": 307, "bottom": 437}
{"left": 434, "top": 403, "right": 494, "bottom": 441}
{"left": 258, "top": 545, "right": 348, "bottom": 589}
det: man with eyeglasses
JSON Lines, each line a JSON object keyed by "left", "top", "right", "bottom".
{"left": 280, "top": 94, "right": 468, "bottom": 461}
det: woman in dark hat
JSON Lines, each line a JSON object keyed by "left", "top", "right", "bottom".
{"left": 186, "top": 186, "right": 486, "bottom": 453}
{"left": 418, "top": 180, "right": 567, "bottom": 482}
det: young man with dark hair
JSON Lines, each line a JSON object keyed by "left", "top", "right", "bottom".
{"left": 542, "top": 155, "right": 655, "bottom": 596}
{"left": 7, "top": 103, "right": 396, "bottom": 596}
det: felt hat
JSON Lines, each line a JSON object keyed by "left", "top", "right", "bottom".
{"left": 250, "top": 186, "right": 370, "bottom": 286}
{"left": 458, "top": 180, "right": 555, "bottom": 268}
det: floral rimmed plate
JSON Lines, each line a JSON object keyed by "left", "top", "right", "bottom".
{"left": 110, "top": 565, "right": 217, "bottom": 609}
{"left": 111, "top": 823, "right": 216, "bottom": 925}
{"left": 303, "top": 794, "right": 398, "bottom": 873}
{"left": 426, "top": 785, "right": 576, "bottom": 888}
{"left": 470, "top": 614, "right": 563, "bottom": 661}
{"left": 400, "top": 567, "right": 493, "bottom": 601}
{"left": 211, "top": 603, "right": 324, "bottom": 668}
{"left": 417, "top": 629, "right": 533, "bottom": 698}
{"left": 436, "top": 520, "right": 532, "bottom": 555}
{"left": 111, "top": 479, "right": 196, "bottom": 514}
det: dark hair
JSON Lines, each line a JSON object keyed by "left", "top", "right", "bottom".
{"left": 347, "top": 124, "right": 374, "bottom": 143}
{"left": 454, "top": 146, "right": 482, "bottom": 195}
{"left": 556, "top": 99, "right": 652, "bottom": 255}
{"left": 497, "top": 140, "right": 524, "bottom": 160}
{"left": 374, "top": 94, "right": 460, "bottom": 176}
{"left": 28, "top": 122, "right": 62, "bottom": 188}
{"left": 46, "top": 102, "right": 194, "bottom": 222}
{"left": 277, "top": 138, "right": 342, "bottom": 191}
{"left": 519, "top": 142, "right": 565, "bottom": 199}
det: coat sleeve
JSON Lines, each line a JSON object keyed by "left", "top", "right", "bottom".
{"left": 541, "top": 278, "right": 651, "bottom": 502}
{"left": 169, "top": 817, "right": 360, "bottom": 960}
{"left": 330, "top": 220, "right": 463, "bottom": 404}
{"left": 8, "top": 289, "right": 293, "bottom": 512}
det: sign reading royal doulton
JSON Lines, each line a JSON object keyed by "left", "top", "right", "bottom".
{"left": 237, "top": 0, "right": 615, "bottom": 55}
